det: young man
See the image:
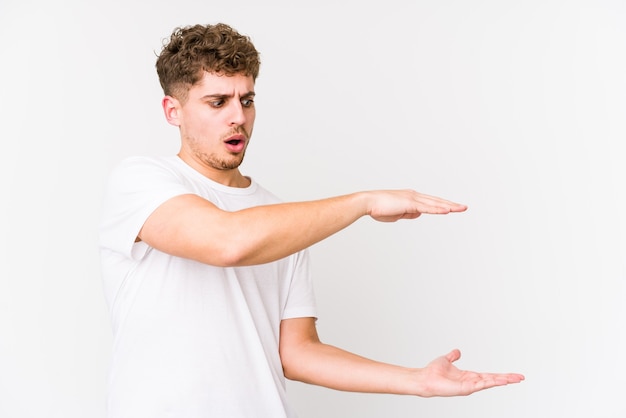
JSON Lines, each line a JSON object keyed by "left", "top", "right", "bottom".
{"left": 99, "top": 22, "right": 524, "bottom": 418}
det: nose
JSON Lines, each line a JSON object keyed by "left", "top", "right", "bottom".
{"left": 228, "top": 101, "right": 246, "bottom": 126}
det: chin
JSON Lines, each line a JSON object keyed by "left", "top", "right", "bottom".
{"left": 221, "top": 157, "right": 245, "bottom": 170}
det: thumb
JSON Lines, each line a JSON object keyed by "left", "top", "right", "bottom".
{"left": 445, "top": 348, "right": 462, "bottom": 363}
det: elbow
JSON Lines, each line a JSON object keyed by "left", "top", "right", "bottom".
{"left": 208, "top": 235, "right": 282, "bottom": 266}
{"left": 279, "top": 341, "right": 317, "bottom": 383}
{"left": 199, "top": 241, "right": 262, "bottom": 267}
{"left": 282, "top": 367, "right": 298, "bottom": 381}
{"left": 279, "top": 337, "right": 304, "bottom": 381}
{"left": 201, "top": 246, "right": 250, "bottom": 267}
{"left": 279, "top": 347, "right": 300, "bottom": 381}
{"left": 280, "top": 351, "right": 317, "bottom": 384}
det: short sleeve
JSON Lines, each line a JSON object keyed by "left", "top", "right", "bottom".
{"left": 282, "top": 249, "right": 317, "bottom": 320}
{"left": 99, "top": 157, "right": 194, "bottom": 261}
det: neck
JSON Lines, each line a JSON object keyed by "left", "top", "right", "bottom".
{"left": 177, "top": 154, "right": 251, "bottom": 188}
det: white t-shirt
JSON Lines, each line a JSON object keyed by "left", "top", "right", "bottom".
{"left": 99, "top": 156, "right": 317, "bottom": 418}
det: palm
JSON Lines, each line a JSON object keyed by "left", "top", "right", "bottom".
{"left": 419, "top": 349, "right": 524, "bottom": 397}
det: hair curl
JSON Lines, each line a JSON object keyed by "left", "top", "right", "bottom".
{"left": 155, "top": 23, "right": 260, "bottom": 101}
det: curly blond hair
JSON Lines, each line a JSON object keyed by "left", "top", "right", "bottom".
{"left": 156, "top": 23, "right": 261, "bottom": 101}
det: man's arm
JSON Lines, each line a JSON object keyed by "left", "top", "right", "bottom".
{"left": 279, "top": 317, "right": 525, "bottom": 397}
{"left": 138, "top": 190, "right": 467, "bottom": 267}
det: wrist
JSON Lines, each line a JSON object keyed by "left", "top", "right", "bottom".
{"left": 348, "top": 191, "right": 372, "bottom": 217}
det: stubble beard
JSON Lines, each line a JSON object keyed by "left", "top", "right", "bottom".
{"left": 186, "top": 136, "right": 248, "bottom": 171}
{"left": 184, "top": 127, "right": 251, "bottom": 171}
{"left": 205, "top": 149, "right": 246, "bottom": 170}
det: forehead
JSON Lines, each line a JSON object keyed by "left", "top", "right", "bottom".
{"left": 190, "top": 71, "right": 255, "bottom": 96}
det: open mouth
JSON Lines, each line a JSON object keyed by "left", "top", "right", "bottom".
{"left": 224, "top": 137, "right": 246, "bottom": 153}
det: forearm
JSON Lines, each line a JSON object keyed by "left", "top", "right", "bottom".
{"left": 223, "top": 193, "right": 368, "bottom": 265}
{"left": 141, "top": 192, "right": 370, "bottom": 267}
{"left": 188, "top": 189, "right": 463, "bottom": 266}
{"left": 282, "top": 340, "right": 421, "bottom": 395}
{"left": 278, "top": 318, "right": 523, "bottom": 398}
{"left": 140, "top": 189, "right": 466, "bottom": 267}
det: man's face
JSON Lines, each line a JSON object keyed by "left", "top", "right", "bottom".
{"left": 173, "top": 71, "right": 256, "bottom": 179}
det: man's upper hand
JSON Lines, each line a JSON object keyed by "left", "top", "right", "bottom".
{"left": 415, "top": 349, "right": 525, "bottom": 397}
{"left": 363, "top": 190, "right": 467, "bottom": 223}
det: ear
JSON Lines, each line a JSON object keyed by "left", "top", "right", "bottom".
{"left": 162, "top": 95, "right": 181, "bottom": 126}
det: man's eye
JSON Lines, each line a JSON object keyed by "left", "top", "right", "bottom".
{"left": 242, "top": 99, "right": 254, "bottom": 107}
{"left": 210, "top": 100, "right": 224, "bottom": 108}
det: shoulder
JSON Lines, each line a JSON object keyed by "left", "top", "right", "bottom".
{"left": 111, "top": 155, "right": 179, "bottom": 174}
{"left": 101, "top": 156, "right": 204, "bottom": 206}
{"left": 107, "top": 156, "right": 188, "bottom": 186}
{"left": 248, "top": 180, "right": 284, "bottom": 205}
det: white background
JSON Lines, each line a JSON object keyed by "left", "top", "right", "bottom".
{"left": 1, "top": 1, "right": 624, "bottom": 417}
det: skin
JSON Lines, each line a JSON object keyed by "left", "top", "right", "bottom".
{"left": 280, "top": 317, "right": 524, "bottom": 396}
{"left": 139, "top": 71, "right": 524, "bottom": 396}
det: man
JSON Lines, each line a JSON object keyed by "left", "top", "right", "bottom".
{"left": 99, "top": 22, "right": 524, "bottom": 418}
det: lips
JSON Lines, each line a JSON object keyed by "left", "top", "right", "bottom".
{"left": 224, "top": 134, "right": 246, "bottom": 153}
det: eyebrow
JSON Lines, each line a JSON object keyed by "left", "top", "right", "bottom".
{"left": 201, "top": 91, "right": 256, "bottom": 100}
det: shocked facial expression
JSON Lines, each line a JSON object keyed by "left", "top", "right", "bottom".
{"left": 166, "top": 72, "right": 256, "bottom": 179}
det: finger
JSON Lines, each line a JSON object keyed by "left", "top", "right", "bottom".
{"left": 414, "top": 201, "right": 467, "bottom": 214}
{"left": 445, "top": 348, "right": 462, "bottom": 363}
{"left": 399, "top": 212, "right": 421, "bottom": 220}
{"left": 478, "top": 372, "right": 525, "bottom": 386}
{"left": 411, "top": 191, "right": 467, "bottom": 209}
{"left": 448, "top": 203, "right": 468, "bottom": 213}
{"left": 501, "top": 373, "right": 525, "bottom": 383}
